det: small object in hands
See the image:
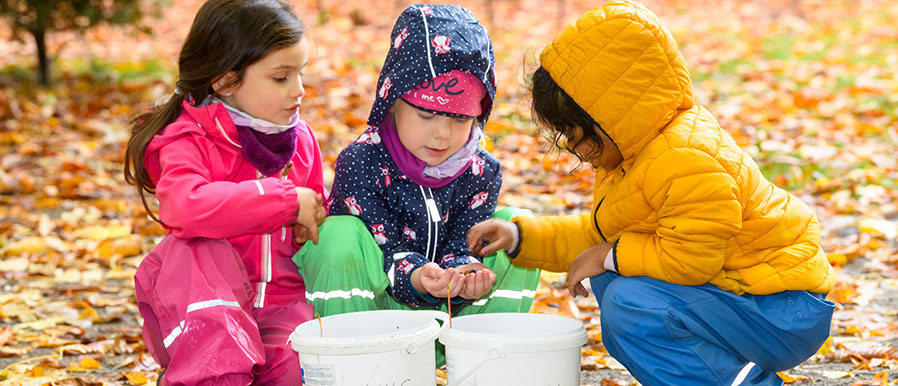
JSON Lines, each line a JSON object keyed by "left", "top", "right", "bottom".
{"left": 463, "top": 268, "right": 478, "bottom": 275}
{"left": 315, "top": 312, "right": 322, "bottom": 337}
{"left": 447, "top": 283, "right": 452, "bottom": 328}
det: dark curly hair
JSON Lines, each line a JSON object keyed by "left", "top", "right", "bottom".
{"left": 530, "top": 66, "right": 605, "bottom": 164}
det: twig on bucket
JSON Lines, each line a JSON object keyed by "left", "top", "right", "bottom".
{"left": 315, "top": 313, "right": 322, "bottom": 337}
{"left": 447, "top": 284, "right": 452, "bottom": 328}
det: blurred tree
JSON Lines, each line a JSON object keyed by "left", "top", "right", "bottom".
{"left": 0, "top": 0, "right": 167, "bottom": 86}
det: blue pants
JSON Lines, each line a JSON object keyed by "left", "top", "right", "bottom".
{"left": 590, "top": 272, "right": 834, "bottom": 386}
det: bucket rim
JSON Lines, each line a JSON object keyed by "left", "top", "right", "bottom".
{"left": 438, "top": 312, "right": 587, "bottom": 352}
{"left": 290, "top": 310, "right": 447, "bottom": 355}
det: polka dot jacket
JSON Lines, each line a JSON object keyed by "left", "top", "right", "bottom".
{"left": 328, "top": 4, "right": 499, "bottom": 309}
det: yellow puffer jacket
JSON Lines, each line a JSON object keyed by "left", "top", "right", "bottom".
{"left": 512, "top": 0, "right": 834, "bottom": 295}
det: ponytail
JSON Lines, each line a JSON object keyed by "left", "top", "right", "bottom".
{"left": 123, "top": 90, "right": 186, "bottom": 223}
{"left": 123, "top": 0, "right": 306, "bottom": 224}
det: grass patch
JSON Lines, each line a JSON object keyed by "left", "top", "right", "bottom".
{"left": 761, "top": 33, "right": 797, "bottom": 61}
{"left": 63, "top": 57, "right": 173, "bottom": 84}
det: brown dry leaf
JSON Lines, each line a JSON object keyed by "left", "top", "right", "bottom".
{"left": 826, "top": 346, "right": 898, "bottom": 362}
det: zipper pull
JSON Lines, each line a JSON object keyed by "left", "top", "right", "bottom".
{"left": 281, "top": 161, "right": 294, "bottom": 179}
{"left": 425, "top": 198, "right": 441, "bottom": 223}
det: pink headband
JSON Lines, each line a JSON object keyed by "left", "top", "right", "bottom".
{"left": 400, "top": 70, "right": 486, "bottom": 118}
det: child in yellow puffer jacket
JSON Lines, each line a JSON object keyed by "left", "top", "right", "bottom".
{"left": 467, "top": 1, "right": 836, "bottom": 385}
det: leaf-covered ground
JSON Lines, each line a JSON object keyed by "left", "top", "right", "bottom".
{"left": 1, "top": 0, "right": 898, "bottom": 385}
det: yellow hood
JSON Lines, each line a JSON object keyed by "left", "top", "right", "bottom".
{"left": 540, "top": 0, "right": 694, "bottom": 164}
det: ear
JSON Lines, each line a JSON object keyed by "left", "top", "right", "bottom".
{"left": 212, "top": 72, "right": 238, "bottom": 95}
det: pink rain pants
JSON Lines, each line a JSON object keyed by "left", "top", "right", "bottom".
{"left": 134, "top": 236, "right": 313, "bottom": 385}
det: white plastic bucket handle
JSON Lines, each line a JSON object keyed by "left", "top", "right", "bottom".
{"left": 406, "top": 310, "right": 450, "bottom": 355}
{"left": 450, "top": 346, "right": 503, "bottom": 385}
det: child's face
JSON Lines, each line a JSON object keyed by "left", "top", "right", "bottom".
{"left": 392, "top": 99, "right": 475, "bottom": 166}
{"left": 567, "top": 126, "right": 623, "bottom": 170}
{"left": 218, "top": 37, "right": 309, "bottom": 125}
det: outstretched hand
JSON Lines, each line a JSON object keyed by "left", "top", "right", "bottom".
{"left": 567, "top": 243, "right": 612, "bottom": 297}
{"left": 454, "top": 262, "right": 496, "bottom": 299}
{"left": 467, "top": 218, "right": 518, "bottom": 257}
{"left": 412, "top": 263, "right": 464, "bottom": 298}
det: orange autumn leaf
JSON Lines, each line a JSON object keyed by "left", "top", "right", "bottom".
{"left": 80, "top": 357, "right": 101, "bottom": 370}
{"left": 777, "top": 372, "right": 810, "bottom": 383}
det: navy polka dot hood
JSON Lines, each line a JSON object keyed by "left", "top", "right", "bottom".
{"left": 368, "top": 4, "right": 496, "bottom": 128}
{"left": 328, "top": 4, "right": 502, "bottom": 309}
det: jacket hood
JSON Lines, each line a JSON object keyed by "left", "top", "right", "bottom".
{"left": 367, "top": 4, "right": 496, "bottom": 128}
{"left": 539, "top": 0, "right": 694, "bottom": 164}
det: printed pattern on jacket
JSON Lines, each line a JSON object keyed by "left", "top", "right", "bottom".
{"left": 328, "top": 133, "right": 502, "bottom": 308}
{"left": 326, "top": 4, "right": 501, "bottom": 309}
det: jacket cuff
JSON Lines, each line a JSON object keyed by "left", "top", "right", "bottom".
{"left": 507, "top": 222, "right": 523, "bottom": 258}
{"left": 603, "top": 240, "right": 619, "bottom": 272}
{"left": 279, "top": 179, "right": 299, "bottom": 225}
{"left": 409, "top": 283, "right": 441, "bottom": 304}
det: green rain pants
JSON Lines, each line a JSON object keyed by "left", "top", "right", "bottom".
{"left": 293, "top": 207, "right": 541, "bottom": 317}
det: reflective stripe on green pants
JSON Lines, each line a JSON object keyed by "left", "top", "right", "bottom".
{"left": 293, "top": 207, "right": 541, "bottom": 317}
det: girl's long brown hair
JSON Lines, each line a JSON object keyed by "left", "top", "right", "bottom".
{"left": 124, "top": 0, "right": 304, "bottom": 222}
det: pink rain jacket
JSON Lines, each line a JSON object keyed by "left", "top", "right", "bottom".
{"left": 144, "top": 101, "right": 326, "bottom": 307}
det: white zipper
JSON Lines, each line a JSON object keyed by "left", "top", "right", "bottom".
{"left": 281, "top": 167, "right": 289, "bottom": 242}
{"left": 427, "top": 187, "right": 440, "bottom": 262}
{"left": 418, "top": 186, "right": 442, "bottom": 262}
{"left": 255, "top": 169, "right": 273, "bottom": 308}
{"left": 418, "top": 186, "right": 433, "bottom": 261}
{"left": 214, "top": 117, "right": 242, "bottom": 148}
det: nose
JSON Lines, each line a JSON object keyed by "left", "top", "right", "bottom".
{"left": 433, "top": 124, "right": 450, "bottom": 141}
{"left": 291, "top": 74, "right": 305, "bottom": 99}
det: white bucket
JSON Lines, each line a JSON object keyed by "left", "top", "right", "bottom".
{"left": 439, "top": 312, "right": 587, "bottom": 386}
{"left": 290, "top": 310, "right": 448, "bottom": 386}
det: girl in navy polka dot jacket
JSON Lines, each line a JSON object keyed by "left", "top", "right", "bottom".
{"left": 294, "top": 4, "right": 539, "bottom": 316}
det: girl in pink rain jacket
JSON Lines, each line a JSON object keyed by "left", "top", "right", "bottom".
{"left": 124, "top": 1, "right": 325, "bottom": 384}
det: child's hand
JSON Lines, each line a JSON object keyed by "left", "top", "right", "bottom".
{"left": 293, "top": 223, "right": 312, "bottom": 245}
{"left": 466, "top": 219, "right": 518, "bottom": 257}
{"left": 454, "top": 263, "right": 496, "bottom": 299}
{"left": 567, "top": 243, "right": 612, "bottom": 297}
{"left": 295, "top": 187, "right": 325, "bottom": 244}
{"left": 411, "top": 263, "right": 464, "bottom": 298}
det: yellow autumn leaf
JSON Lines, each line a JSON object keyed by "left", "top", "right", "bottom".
{"left": 858, "top": 218, "right": 897, "bottom": 239}
{"left": 1, "top": 237, "right": 48, "bottom": 255}
{"left": 95, "top": 235, "right": 143, "bottom": 258}
{"left": 71, "top": 224, "right": 132, "bottom": 241}
{"left": 827, "top": 253, "right": 847, "bottom": 266}
{"left": 125, "top": 371, "right": 148, "bottom": 385}
{"left": 816, "top": 337, "right": 834, "bottom": 356}
{"left": 482, "top": 135, "right": 493, "bottom": 152}
{"left": 80, "top": 357, "right": 101, "bottom": 370}
{"left": 13, "top": 318, "right": 61, "bottom": 331}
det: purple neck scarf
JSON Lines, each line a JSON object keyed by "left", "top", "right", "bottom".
{"left": 379, "top": 116, "right": 477, "bottom": 188}
{"left": 235, "top": 125, "right": 298, "bottom": 177}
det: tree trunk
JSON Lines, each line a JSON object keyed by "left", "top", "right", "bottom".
{"left": 31, "top": 28, "right": 51, "bottom": 87}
